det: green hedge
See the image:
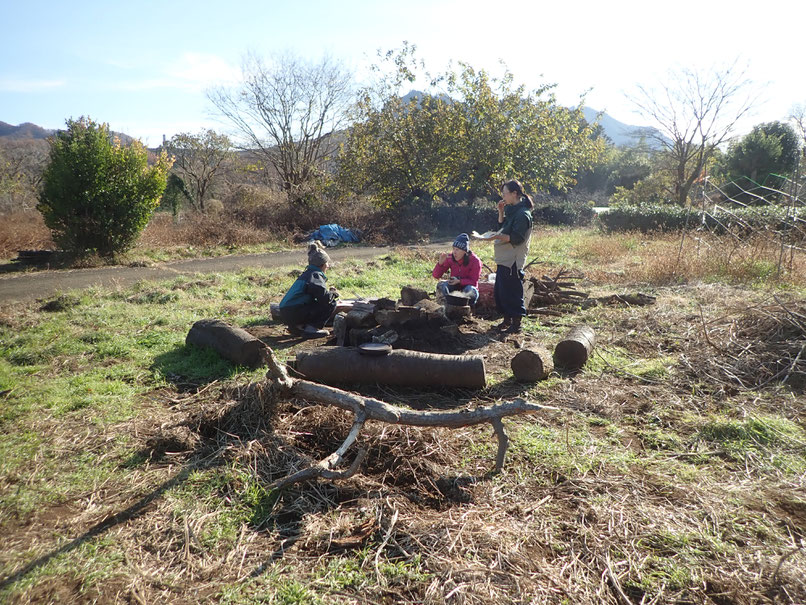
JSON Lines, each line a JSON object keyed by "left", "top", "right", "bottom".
{"left": 598, "top": 204, "right": 805, "bottom": 236}
{"left": 534, "top": 201, "right": 595, "bottom": 227}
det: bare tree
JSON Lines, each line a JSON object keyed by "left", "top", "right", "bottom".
{"left": 208, "top": 52, "right": 353, "bottom": 205}
{"left": 630, "top": 63, "right": 757, "bottom": 206}
{"left": 789, "top": 103, "right": 806, "bottom": 159}
{"left": 166, "top": 130, "right": 233, "bottom": 212}
{"left": 0, "top": 139, "right": 49, "bottom": 212}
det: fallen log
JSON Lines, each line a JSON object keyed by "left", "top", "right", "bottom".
{"left": 511, "top": 346, "right": 554, "bottom": 382}
{"left": 263, "top": 348, "right": 560, "bottom": 488}
{"left": 553, "top": 326, "right": 596, "bottom": 370}
{"left": 295, "top": 347, "right": 486, "bottom": 388}
{"left": 186, "top": 319, "right": 267, "bottom": 368}
{"left": 596, "top": 293, "right": 657, "bottom": 306}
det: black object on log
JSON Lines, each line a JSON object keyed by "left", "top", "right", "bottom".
{"left": 553, "top": 326, "right": 596, "bottom": 370}
{"left": 295, "top": 347, "right": 486, "bottom": 388}
{"left": 511, "top": 346, "right": 554, "bottom": 382}
{"left": 186, "top": 319, "right": 267, "bottom": 368}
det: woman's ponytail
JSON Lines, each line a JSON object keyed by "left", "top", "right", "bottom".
{"left": 503, "top": 179, "right": 534, "bottom": 209}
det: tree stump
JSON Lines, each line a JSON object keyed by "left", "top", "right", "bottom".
{"left": 400, "top": 286, "right": 429, "bottom": 306}
{"left": 186, "top": 319, "right": 267, "bottom": 368}
{"left": 445, "top": 304, "right": 471, "bottom": 321}
{"left": 511, "top": 346, "right": 554, "bottom": 382}
{"left": 553, "top": 326, "right": 596, "bottom": 370}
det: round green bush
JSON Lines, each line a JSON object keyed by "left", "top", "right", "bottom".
{"left": 38, "top": 117, "right": 171, "bottom": 257}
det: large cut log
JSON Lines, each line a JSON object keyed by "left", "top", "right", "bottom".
{"left": 553, "top": 326, "right": 596, "bottom": 370}
{"left": 511, "top": 346, "right": 554, "bottom": 382}
{"left": 295, "top": 347, "right": 486, "bottom": 388}
{"left": 186, "top": 319, "right": 267, "bottom": 368}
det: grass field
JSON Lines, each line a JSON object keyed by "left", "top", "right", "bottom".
{"left": 1, "top": 228, "right": 805, "bottom": 604}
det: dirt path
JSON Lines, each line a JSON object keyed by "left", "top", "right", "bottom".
{"left": 0, "top": 243, "right": 448, "bottom": 304}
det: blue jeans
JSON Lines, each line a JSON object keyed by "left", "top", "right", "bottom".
{"left": 436, "top": 281, "right": 479, "bottom": 305}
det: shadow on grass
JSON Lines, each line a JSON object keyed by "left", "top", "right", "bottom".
{"left": 0, "top": 464, "right": 199, "bottom": 592}
{"left": 2, "top": 342, "right": 512, "bottom": 593}
{"left": 151, "top": 344, "right": 252, "bottom": 391}
{"left": 0, "top": 388, "right": 327, "bottom": 592}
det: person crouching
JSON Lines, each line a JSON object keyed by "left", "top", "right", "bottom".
{"left": 279, "top": 241, "right": 338, "bottom": 338}
{"left": 432, "top": 233, "right": 481, "bottom": 305}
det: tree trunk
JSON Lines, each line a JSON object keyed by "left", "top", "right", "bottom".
{"left": 294, "top": 347, "right": 486, "bottom": 388}
{"left": 553, "top": 326, "right": 596, "bottom": 370}
{"left": 186, "top": 319, "right": 267, "bottom": 368}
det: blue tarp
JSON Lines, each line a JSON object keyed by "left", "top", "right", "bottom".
{"left": 307, "top": 223, "right": 361, "bottom": 247}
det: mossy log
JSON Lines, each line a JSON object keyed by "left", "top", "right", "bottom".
{"left": 186, "top": 319, "right": 266, "bottom": 368}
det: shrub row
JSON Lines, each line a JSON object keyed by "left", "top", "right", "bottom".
{"left": 533, "top": 201, "right": 595, "bottom": 227}
{"left": 598, "top": 204, "right": 806, "bottom": 237}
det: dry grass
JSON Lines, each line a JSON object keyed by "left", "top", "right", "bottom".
{"left": 3, "top": 224, "right": 806, "bottom": 603}
{"left": 0, "top": 211, "right": 53, "bottom": 258}
{"left": 139, "top": 211, "right": 284, "bottom": 249}
{"left": 633, "top": 232, "right": 806, "bottom": 286}
{"left": 0, "top": 193, "right": 388, "bottom": 262}
{"left": 4, "top": 300, "right": 805, "bottom": 604}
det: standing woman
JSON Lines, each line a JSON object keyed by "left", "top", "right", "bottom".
{"left": 490, "top": 179, "right": 534, "bottom": 333}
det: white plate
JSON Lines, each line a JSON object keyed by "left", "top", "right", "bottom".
{"left": 471, "top": 230, "right": 500, "bottom": 240}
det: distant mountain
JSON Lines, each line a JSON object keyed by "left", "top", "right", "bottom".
{"left": 398, "top": 94, "right": 661, "bottom": 149}
{"left": 0, "top": 121, "right": 55, "bottom": 140}
{"left": 0, "top": 121, "right": 136, "bottom": 145}
{"left": 581, "top": 107, "right": 663, "bottom": 148}
{"left": 401, "top": 89, "right": 453, "bottom": 106}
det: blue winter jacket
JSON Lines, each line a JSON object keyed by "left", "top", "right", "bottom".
{"left": 279, "top": 265, "right": 331, "bottom": 309}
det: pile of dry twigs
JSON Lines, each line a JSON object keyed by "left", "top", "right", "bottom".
{"left": 684, "top": 296, "right": 806, "bottom": 391}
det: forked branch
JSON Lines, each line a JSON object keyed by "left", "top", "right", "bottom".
{"left": 262, "top": 347, "right": 559, "bottom": 488}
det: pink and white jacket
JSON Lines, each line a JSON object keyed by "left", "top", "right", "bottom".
{"left": 432, "top": 251, "right": 482, "bottom": 288}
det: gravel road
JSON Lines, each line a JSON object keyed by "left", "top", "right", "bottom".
{"left": 0, "top": 243, "right": 448, "bottom": 304}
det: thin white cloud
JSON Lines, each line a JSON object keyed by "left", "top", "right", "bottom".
{"left": 116, "top": 52, "right": 240, "bottom": 92}
{"left": 165, "top": 52, "right": 240, "bottom": 87}
{"left": 0, "top": 79, "right": 66, "bottom": 92}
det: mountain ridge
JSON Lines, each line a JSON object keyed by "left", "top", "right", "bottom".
{"left": 2, "top": 107, "right": 659, "bottom": 148}
{"left": 0, "top": 121, "right": 135, "bottom": 145}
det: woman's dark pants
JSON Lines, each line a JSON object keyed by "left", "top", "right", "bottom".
{"left": 494, "top": 263, "right": 526, "bottom": 318}
{"left": 279, "top": 298, "right": 336, "bottom": 330}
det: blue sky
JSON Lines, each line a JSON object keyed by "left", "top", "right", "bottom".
{"left": 2, "top": 0, "right": 804, "bottom": 147}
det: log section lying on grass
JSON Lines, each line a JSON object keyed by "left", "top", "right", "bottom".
{"left": 295, "top": 347, "right": 486, "bottom": 389}
{"left": 186, "top": 319, "right": 267, "bottom": 368}
{"left": 553, "top": 326, "right": 596, "bottom": 370}
{"left": 511, "top": 346, "right": 554, "bottom": 382}
{"left": 264, "top": 347, "right": 560, "bottom": 488}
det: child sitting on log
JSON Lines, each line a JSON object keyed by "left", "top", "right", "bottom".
{"left": 279, "top": 241, "right": 338, "bottom": 338}
{"left": 432, "top": 233, "right": 481, "bottom": 305}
